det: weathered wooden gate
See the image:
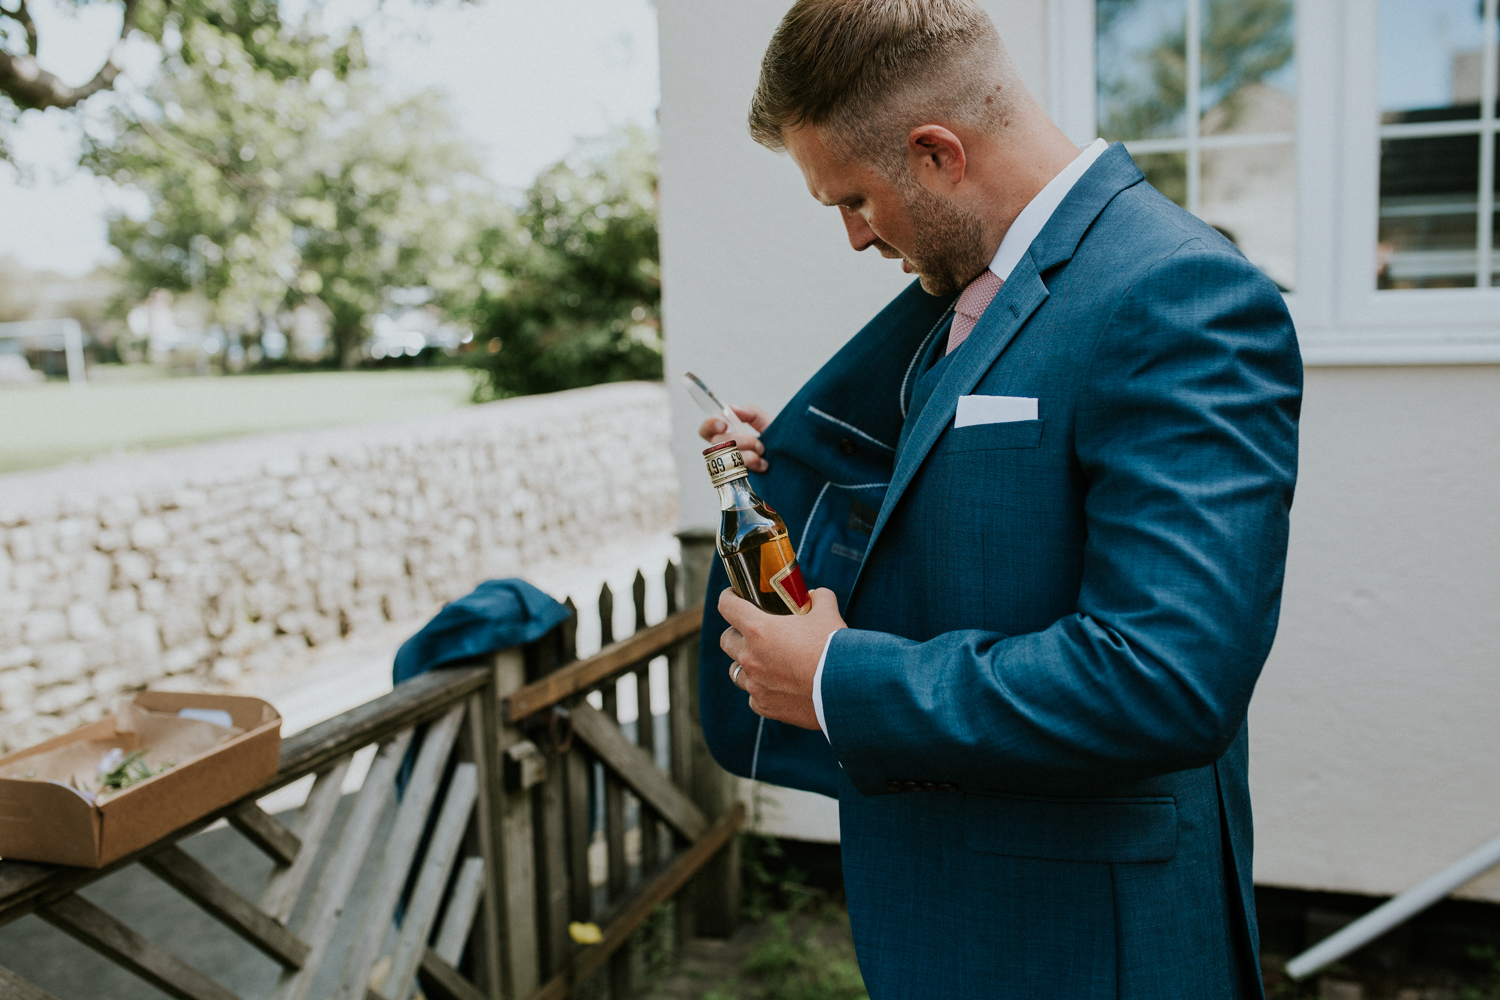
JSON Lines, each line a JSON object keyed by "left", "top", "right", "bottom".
{"left": 0, "top": 563, "right": 741, "bottom": 1000}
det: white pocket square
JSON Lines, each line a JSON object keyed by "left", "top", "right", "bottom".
{"left": 955, "top": 395, "right": 1038, "bottom": 428}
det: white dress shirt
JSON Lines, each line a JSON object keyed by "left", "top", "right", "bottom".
{"left": 810, "top": 138, "right": 1110, "bottom": 739}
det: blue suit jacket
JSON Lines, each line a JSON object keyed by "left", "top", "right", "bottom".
{"left": 697, "top": 144, "right": 1301, "bottom": 999}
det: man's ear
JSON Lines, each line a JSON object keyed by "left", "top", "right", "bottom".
{"left": 907, "top": 125, "right": 967, "bottom": 190}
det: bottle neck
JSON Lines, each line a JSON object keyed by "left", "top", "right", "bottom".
{"left": 715, "top": 474, "right": 757, "bottom": 510}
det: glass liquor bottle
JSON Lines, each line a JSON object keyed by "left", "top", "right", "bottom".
{"left": 703, "top": 441, "right": 811, "bottom": 615}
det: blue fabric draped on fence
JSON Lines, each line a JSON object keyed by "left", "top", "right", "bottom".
{"left": 393, "top": 578, "right": 573, "bottom": 685}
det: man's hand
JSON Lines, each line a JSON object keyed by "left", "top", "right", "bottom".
{"left": 697, "top": 403, "right": 772, "bottom": 473}
{"left": 720, "top": 586, "right": 846, "bottom": 731}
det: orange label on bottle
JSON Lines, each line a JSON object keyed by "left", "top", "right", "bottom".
{"left": 758, "top": 536, "right": 811, "bottom": 614}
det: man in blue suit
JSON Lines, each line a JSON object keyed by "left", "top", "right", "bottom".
{"left": 695, "top": 1, "right": 1300, "bottom": 996}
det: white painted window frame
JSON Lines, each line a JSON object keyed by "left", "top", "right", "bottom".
{"left": 1049, "top": 0, "right": 1500, "bottom": 366}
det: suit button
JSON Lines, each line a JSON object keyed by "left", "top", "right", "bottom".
{"left": 886, "top": 779, "right": 902, "bottom": 792}
{"left": 838, "top": 437, "right": 855, "bottom": 456}
{"left": 919, "top": 781, "right": 936, "bottom": 791}
{"left": 903, "top": 780, "right": 919, "bottom": 792}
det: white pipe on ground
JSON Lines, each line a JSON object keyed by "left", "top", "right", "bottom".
{"left": 1286, "top": 831, "right": 1500, "bottom": 979}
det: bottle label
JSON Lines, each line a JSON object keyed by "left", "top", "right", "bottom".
{"left": 769, "top": 563, "right": 812, "bottom": 615}
{"left": 758, "top": 536, "right": 811, "bottom": 615}
{"left": 704, "top": 443, "right": 750, "bottom": 488}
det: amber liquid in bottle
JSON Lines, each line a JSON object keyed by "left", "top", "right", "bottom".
{"left": 703, "top": 442, "right": 811, "bottom": 615}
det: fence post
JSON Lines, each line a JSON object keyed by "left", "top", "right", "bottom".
{"left": 481, "top": 648, "right": 541, "bottom": 998}
{"left": 676, "top": 530, "right": 742, "bottom": 938}
{"left": 529, "top": 622, "right": 575, "bottom": 982}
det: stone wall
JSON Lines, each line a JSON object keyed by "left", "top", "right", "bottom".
{"left": 0, "top": 381, "right": 676, "bottom": 752}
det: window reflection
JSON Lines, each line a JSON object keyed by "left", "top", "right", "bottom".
{"left": 1378, "top": 0, "right": 1487, "bottom": 124}
{"left": 1199, "top": 0, "right": 1296, "bottom": 136}
{"left": 1375, "top": 0, "right": 1497, "bottom": 290}
{"left": 1096, "top": 0, "right": 1296, "bottom": 290}
{"left": 1378, "top": 136, "right": 1480, "bottom": 289}
{"left": 1203, "top": 144, "right": 1297, "bottom": 291}
{"left": 1097, "top": 0, "right": 1188, "bottom": 142}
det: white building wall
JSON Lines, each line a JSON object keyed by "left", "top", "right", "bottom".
{"left": 658, "top": 1, "right": 1500, "bottom": 900}
{"left": 1252, "top": 365, "right": 1500, "bottom": 902}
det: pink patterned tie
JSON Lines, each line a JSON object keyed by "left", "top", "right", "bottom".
{"left": 946, "top": 268, "right": 1004, "bottom": 354}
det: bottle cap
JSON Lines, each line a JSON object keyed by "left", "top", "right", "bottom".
{"left": 702, "top": 442, "right": 749, "bottom": 488}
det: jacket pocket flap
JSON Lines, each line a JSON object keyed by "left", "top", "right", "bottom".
{"left": 962, "top": 791, "right": 1177, "bottom": 863}
{"left": 772, "top": 406, "right": 896, "bottom": 485}
{"left": 945, "top": 419, "right": 1045, "bottom": 452}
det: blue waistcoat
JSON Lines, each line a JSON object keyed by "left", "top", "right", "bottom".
{"left": 696, "top": 144, "right": 1302, "bottom": 999}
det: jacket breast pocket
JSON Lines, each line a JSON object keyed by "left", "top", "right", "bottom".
{"left": 945, "top": 419, "right": 1045, "bottom": 453}
{"left": 962, "top": 791, "right": 1177, "bottom": 864}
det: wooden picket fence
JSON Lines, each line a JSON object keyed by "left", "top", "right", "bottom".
{"left": 0, "top": 560, "right": 741, "bottom": 1000}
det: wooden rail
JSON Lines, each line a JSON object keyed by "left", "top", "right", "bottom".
{"left": 526, "top": 803, "right": 747, "bottom": 1000}
{"left": 501, "top": 603, "right": 704, "bottom": 723}
{"left": 0, "top": 560, "right": 742, "bottom": 1000}
{"left": 0, "top": 665, "right": 491, "bottom": 927}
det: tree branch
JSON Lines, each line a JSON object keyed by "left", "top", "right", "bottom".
{"left": 6, "top": 0, "right": 39, "bottom": 56}
{"left": 0, "top": 0, "right": 137, "bottom": 109}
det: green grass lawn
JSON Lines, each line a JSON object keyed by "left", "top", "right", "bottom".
{"left": 0, "top": 367, "right": 478, "bottom": 474}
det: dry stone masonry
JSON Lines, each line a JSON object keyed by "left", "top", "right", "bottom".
{"left": 0, "top": 381, "right": 676, "bottom": 752}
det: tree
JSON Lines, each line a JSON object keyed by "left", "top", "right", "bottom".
{"left": 1096, "top": 0, "right": 1292, "bottom": 205}
{"left": 1097, "top": 0, "right": 1293, "bottom": 144}
{"left": 0, "top": 0, "right": 352, "bottom": 163}
{"left": 84, "top": 21, "right": 499, "bottom": 364}
{"left": 468, "top": 126, "right": 662, "bottom": 399}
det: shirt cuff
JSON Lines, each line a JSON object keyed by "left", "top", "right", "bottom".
{"left": 811, "top": 629, "right": 841, "bottom": 741}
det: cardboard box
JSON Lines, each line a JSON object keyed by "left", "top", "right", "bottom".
{"left": 0, "top": 692, "right": 281, "bottom": 868}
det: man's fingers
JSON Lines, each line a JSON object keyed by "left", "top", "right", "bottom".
{"left": 699, "top": 408, "right": 770, "bottom": 471}
{"left": 698, "top": 415, "right": 766, "bottom": 453}
{"left": 730, "top": 403, "right": 772, "bottom": 433}
{"left": 720, "top": 623, "right": 747, "bottom": 663}
{"left": 717, "top": 587, "right": 768, "bottom": 636}
{"left": 808, "top": 587, "right": 841, "bottom": 616}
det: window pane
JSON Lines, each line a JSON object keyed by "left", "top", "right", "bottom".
{"left": 1378, "top": 0, "right": 1486, "bottom": 124}
{"left": 1135, "top": 151, "right": 1188, "bottom": 208}
{"left": 1202, "top": 143, "right": 1296, "bottom": 291}
{"left": 1377, "top": 134, "right": 1480, "bottom": 289}
{"left": 1097, "top": 0, "right": 1188, "bottom": 141}
{"left": 1200, "top": 0, "right": 1296, "bottom": 137}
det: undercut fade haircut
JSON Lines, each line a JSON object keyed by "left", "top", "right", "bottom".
{"left": 749, "top": 0, "right": 1019, "bottom": 171}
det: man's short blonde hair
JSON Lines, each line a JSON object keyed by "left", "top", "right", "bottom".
{"left": 748, "top": 0, "right": 1017, "bottom": 167}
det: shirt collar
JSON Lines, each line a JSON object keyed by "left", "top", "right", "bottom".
{"left": 987, "top": 138, "right": 1108, "bottom": 282}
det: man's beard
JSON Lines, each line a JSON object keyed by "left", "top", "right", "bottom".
{"left": 893, "top": 183, "right": 991, "bottom": 297}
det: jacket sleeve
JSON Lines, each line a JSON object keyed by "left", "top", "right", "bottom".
{"left": 822, "top": 245, "right": 1302, "bottom": 796}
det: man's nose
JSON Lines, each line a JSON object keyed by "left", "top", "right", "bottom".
{"left": 840, "top": 207, "right": 878, "bottom": 252}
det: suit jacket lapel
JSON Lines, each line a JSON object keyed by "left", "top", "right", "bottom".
{"left": 853, "top": 257, "right": 1049, "bottom": 586}
{"left": 764, "top": 280, "right": 954, "bottom": 478}
{"left": 847, "top": 144, "right": 1147, "bottom": 602}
